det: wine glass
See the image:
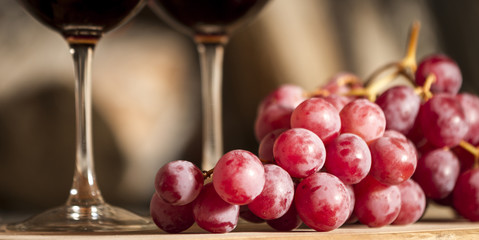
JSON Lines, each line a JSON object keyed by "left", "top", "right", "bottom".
{"left": 148, "top": 0, "right": 270, "bottom": 171}
{"left": 7, "top": 0, "right": 153, "bottom": 232}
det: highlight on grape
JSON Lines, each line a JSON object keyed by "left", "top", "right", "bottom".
{"left": 150, "top": 21, "right": 479, "bottom": 233}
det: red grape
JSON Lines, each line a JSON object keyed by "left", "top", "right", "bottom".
{"left": 324, "top": 133, "right": 371, "bottom": 185}
{"left": 392, "top": 179, "right": 426, "bottom": 225}
{"left": 150, "top": 193, "right": 194, "bottom": 233}
{"left": 258, "top": 129, "right": 286, "bottom": 163}
{"left": 257, "top": 84, "right": 305, "bottom": 115}
{"left": 406, "top": 116, "right": 425, "bottom": 145}
{"left": 354, "top": 175, "right": 401, "bottom": 227}
{"left": 323, "top": 94, "right": 354, "bottom": 112}
{"left": 413, "top": 148, "right": 460, "bottom": 199}
{"left": 295, "top": 172, "right": 350, "bottom": 232}
{"left": 248, "top": 164, "right": 295, "bottom": 220}
{"left": 254, "top": 104, "right": 292, "bottom": 141}
{"left": 345, "top": 184, "right": 355, "bottom": 221}
{"left": 266, "top": 200, "right": 302, "bottom": 231}
{"left": 383, "top": 129, "right": 408, "bottom": 140}
{"left": 453, "top": 168, "right": 479, "bottom": 221}
{"left": 290, "top": 97, "right": 341, "bottom": 144}
{"left": 213, "top": 150, "right": 265, "bottom": 205}
{"left": 340, "top": 99, "right": 386, "bottom": 143}
{"left": 193, "top": 183, "right": 240, "bottom": 233}
{"left": 154, "top": 160, "right": 203, "bottom": 206}
{"left": 239, "top": 205, "right": 264, "bottom": 223}
{"left": 434, "top": 193, "right": 454, "bottom": 207}
{"left": 457, "top": 93, "right": 479, "bottom": 145}
{"left": 376, "top": 86, "right": 420, "bottom": 135}
{"left": 322, "top": 72, "right": 362, "bottom": 95}
{"left": 369, "top": 134, "right": 417, "bottom": 185}
{"left": 273, "top": 128, "right": 326, "bottom": 178}
{"left": 415, "top": 54, "right": 462, "bottom": 94}
{"left": 452, "top": 146, "right": 476, "bottom": 173}
{"left": 419, "top": 93, "right": 468, "bottom": 148}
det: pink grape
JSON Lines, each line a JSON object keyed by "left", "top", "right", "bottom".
{"left": 419, "top": 93, "right": 468, "bottom": 148}
{"left": 413, "top": 148, "right": 460, "bottom": 199}
{"left": 457, "top": 93, "right": 479, "bottom": 145}
{"left": 340, "top": 99, "right": 386, "bottom": 143}
{"left": 452, "top": 146, "right": 476, "bottom": 173}
{"left": 193, "top": 183, "right": 240, "bottom": 233}
{"left": 383, "top": 129, "right": 408, "bottom": 140}
{"left": 415, "top": 138, "right": 436, "bottom": 158}
{"left": 273, "top": 128, "right": 326, "bottom": 178}
{"left": 369, "top": 134, "right": 417, "bottom": 185}
{"left": 323, "top": 94, "right": 354, "bottom": 111}
{"left": 406, "top": 116, "right": 425, "bottom": 145}
{"left": 324, "top": 133, "right": 371, "bottom": 185}
{"left": 415, "top": 54, "right": 462, "bottom": 94}
{"left": 354, "top": 175, "right": 401, "bottom": 227}
{"left": 392, "top": 179, "right": 426, "bottom": 225}
{"left": 239, "top": 205, "right": 264, "bottom": 223}
{"left": 290, "top": 97, "right": 341, "bottom": 144}
{"left": 267, "top": 200, "right": 302, "bottom": 231}
{"left": 453, "top": 168, "right": 479, "bottom": 221}
{"left": 345, "top": 184, "right": 355, "bottom": 220}
{"left": 376, "top": 86, "right": 420, "bottom": 135}
{"left": 434, "top": 193, "right": 454, "bottom": 207}
{"left": 254, "top": 104, "right": 292, "bottom": 141}
{"left": 213, "top": 150, "right": 265, "bottom": 205}
{"left": 257, "top": 84, "right": 305, "bottom": 115}
{"left": 321, "top": 72, "right": 362, "bottom": 95}
{"left": 248, "top": 164, "right": 295, "bottom": 220}
{"left": 295, "top": 172, "right": 350, "bottom": 232}
{"left": 258, "top": 129, "right": 286, "bottom": 163}
{"left": 150, "top": 193, "right": 194, "bottom": 233}
{"left": 154, "top": 160, "right": 203, "bottom": 206}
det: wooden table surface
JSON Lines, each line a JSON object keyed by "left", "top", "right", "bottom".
{"left": 1, "top": 220, "right": 478, "bottom": 240}
{"left": 1, "top": 205, "right": 477, "bottom": 240}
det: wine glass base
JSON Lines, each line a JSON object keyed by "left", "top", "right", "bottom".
{"left": 6, "top": 203, "right": 155, "bottom": 233}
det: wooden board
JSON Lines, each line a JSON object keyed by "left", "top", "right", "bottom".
{"left": 1, "top": 220, "right": 478, "bottom": 240}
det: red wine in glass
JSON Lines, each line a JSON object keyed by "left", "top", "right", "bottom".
{"left": 8, "top": 0, "right": 153, "bottom": 232}
{"left": 149, "top": 0, "right": 269, "bottom": 170}
{"left": 18, "top": 0, "right": 143, "bottom": 41}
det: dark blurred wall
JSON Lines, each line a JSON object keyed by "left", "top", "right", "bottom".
{"left": 426, "top": 0, "right": 479, "bottom": 94}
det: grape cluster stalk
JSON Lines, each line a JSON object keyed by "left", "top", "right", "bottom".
{"left": 149, "top": 21, "right": 479, "bottom": 233}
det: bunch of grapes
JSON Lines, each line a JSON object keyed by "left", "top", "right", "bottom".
{"left": 149, "top": 22, "right": 479, "bottom": 233}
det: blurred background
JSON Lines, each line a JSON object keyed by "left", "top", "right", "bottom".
{"left": 0, "top": 0, "right": 478, "bottom": 219}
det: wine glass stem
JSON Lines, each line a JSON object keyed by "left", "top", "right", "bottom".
{"left": 197, "top": 42, "right": 225, "bottom": 171}
{"left": 66, "top": 43, "right": 104, "bottom": 207}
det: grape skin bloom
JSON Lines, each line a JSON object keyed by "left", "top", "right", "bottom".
{"left": 213, "top": 150, "right": 265, "bottom": 205}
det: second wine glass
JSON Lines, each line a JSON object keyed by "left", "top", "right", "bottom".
{"left": 148, "top": 0, "right": 270, "bottom": 170}
{"left": 8, "top": 0, "right": 152, "bottom": 232}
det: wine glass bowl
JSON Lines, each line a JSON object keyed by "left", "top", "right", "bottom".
{"left": 149, "top": 0, "right": 269, "bottom": 42}
{"left": 18, "top": 0, "right": 145, "bottom": 42}
{"left": 148, "top": 0, "right": 269, "bottom": 170}
{"left": 7, "top": 0, "right": 153, "bottom": 232}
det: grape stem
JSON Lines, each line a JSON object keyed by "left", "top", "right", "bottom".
{"left": 260, "top": 158, "right": 273, "bottom": 164}
{"left": 400, "top": 21, "right": 420, "bottom": 73}
{"left": 309, "top": 22, "right": 419, "bottom": 101}
{"left": 459, "top": 140, "right": 479, "bottom": 168}
{"left": 307, "top": 74, "right": 361, "bottom": 98}
{"left": 360, "top": 21, "right": 420, "bottom": 100}
{"left": 201, "top": 158, "right": 272, "bottom": 180}
{"left": 203, "top": 168, "right": 214, "bottom": 180}
{"left": 306, "top": 88, "right": 330, "bottom": 98}
{"left": 414, "top": 74, "right": 435, "bottom": 101}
